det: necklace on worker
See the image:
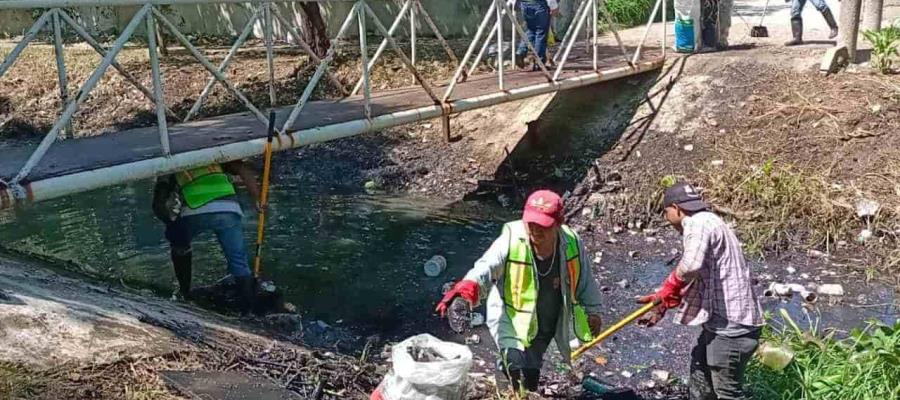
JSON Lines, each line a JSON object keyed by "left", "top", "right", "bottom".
{"left": 536, "top": 244, "right": 557, "bottom": 277}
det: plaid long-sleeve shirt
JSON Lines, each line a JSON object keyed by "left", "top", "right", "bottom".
{"left": 673, "top": 212, "right": 764, "bottom": 328}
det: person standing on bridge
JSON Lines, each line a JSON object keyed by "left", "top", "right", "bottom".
{"left": 514, "top": 0, "right": 559, "bottom": 71}
{"left": 436, "top": 189, "right": 603, "bottom": 393}
{"left": 152, "top": 161, "right": 260, "bottom": 313}
{"left": 637, "top": 181, "right": 764, "bottom": 400}
{"left": 783, "top": 0, "right": 838, "bottom": 46}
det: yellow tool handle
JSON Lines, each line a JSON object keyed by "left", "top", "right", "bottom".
{"left": 571, "top": 299, "right": 660, "bottom": 360}
{"left": 253, "top": 111, "right": 277, "bottom": 278}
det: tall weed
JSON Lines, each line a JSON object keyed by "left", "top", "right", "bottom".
{"left": 748, "top": 311, "right": 900, "bottom": 400}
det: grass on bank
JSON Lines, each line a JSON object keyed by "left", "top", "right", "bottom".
{"left": 0, "top": 362, "right": 46, "bottom": 399}
{"left": 747, "top": 310, "right": 900, "bottom": 400}
{"left": 702, "top": 159, "right": 857, "bottom": 256}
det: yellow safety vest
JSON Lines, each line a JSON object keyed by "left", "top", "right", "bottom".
{"left": 175, "top": 164, "right": 236, "bottom": 209}
{"left": 503, "top": 220, "right": 593, "bottom": 348}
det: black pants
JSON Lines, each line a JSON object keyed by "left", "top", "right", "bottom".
{"left": 701, "top": 0, "right": 720, "bottom": 48}
{"left": 497, "top": 337, "right": 552, "bottom": 392}
{"left": 689, "top": 329, "right": 760, "bottom": 400}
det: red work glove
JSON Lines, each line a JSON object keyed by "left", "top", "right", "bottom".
{"left": 637, "top": 270, "right": 686, "bottom": 308}
{"left": 435, "top": 280, "right": 479, "bottom": 317}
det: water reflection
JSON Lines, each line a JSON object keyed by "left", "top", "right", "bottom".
{"left": 0, "top": 167, "right": 516, "bottom": 337}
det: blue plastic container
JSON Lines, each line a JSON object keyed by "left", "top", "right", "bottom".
{"left": 675, "top": 18, "right": 695, "bottom": 53}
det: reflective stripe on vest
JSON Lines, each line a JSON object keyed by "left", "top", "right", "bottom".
{"left": 503, "top": 221, "right": 594, "bottom": 348}
{"left": 175, "top": 164, "right": 236, "bottom": 209}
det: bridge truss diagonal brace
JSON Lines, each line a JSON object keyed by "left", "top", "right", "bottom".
{"left": 269, "top": 6, "right": 349, "bottom": 95}
{"left": 151, "top": 6, "right": 270, "bottom": 128}
{"left": 360, "top": 1, "right": 440, "bottom": 104}
{"left": 183, "top": 7, "right": 262, "bottom": 122}
{"left": 0, "top": 10, "right": 53, "bottom": 80}
{"left": 11, "top": 4, "right": 153, "bottom": 186}
{"left": 349, "top": 0, "right": 414, "bottom": 97}
{"left": 282, "top": 2, "right": 361, "bottom": 133}
{"left": 55, "top": 9, "right": 178, "bottom": 121}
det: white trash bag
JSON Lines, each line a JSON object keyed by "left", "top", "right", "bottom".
{"left": 379, "top": 334, "right": 473, "bottom": 400}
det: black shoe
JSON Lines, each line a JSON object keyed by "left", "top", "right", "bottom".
{"left": 235, "top": 276, "right": 256, "bottom": 315}
{"left": 514, "top": 53, "right": 527, "bottom": 69}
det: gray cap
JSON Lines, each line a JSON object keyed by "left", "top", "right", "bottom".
{"left": 663, "top": 181, "right": 709, "bottom": 212}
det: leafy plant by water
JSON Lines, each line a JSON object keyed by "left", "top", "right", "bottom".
{"left": 862, "top": 23, "right": 900, "bottom": 74}
{"left": 747, "top": 310, "right": 900, "bottom": 400}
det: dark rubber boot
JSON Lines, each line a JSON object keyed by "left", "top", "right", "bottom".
{"left": 235, "top": 276, "right": 256, "bottom": 315}
{"left": 785, "top": 18, "right": 803, "bottom": 46}
{"left": 822, "top": 9, "right": 838, "bottom": 39}
{"left": 171, "top": 249, "right": 192, "bottom": 299}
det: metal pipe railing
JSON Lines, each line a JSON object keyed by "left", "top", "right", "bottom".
{"left": 56, "top": 8, "right": 177, "bottom": 119}
{"left": 51, "top": 10, "right": 74, "bottom": 138}
{"left": 350, "top": 0, "right": 413, "bottom": 96}
{"left": 146, "top": 12, "right": 171, "bottom": 155}
{"left": 153, "top": 6, "right": 269, "bottom": 125}
{"left": 0, "top": 10, "right": 53, "bottom": 79}
{"left": 631, "top": 0, "right": 662, "bottom": 65}
{"left": 442, "top": 0, "right": 496, "bottom": 101}
{"left": 282, "top": 1, "right": 360, "bottom": 131}
{"left": 494, "top": 0, "right": 503, "bottom": 90}
{"left": 361, "top": 1, "right": 439, "bottom": 102}
{"left": 264, "top": 1, "right": 277, "bottom": 106}
{"left": 184, "top": 9, "right": 260, "bottom": 122}
{"left": 553, "top": 0, "right": 592, "bottom": 80}
{"left": 357, "top": 0, "right": 371, "bottom": 119}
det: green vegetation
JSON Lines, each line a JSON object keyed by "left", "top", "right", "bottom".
{"left": 0, "top": 362, "right": 46, "bottom": 399}
{"left": 601, "top": 0, "right": 674, "bottom": 29}
{"left": 748, "top": 310, "right": 900, "bottom": 400}
{"left": 863, "top": 23, "right": 900, "bottom": 74}
{"left": 703, "top": 159, "right": 853, "bottom": 256}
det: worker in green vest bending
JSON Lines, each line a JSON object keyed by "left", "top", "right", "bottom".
{"left": 436, "top": 190, "right": 604, "bottom": 393}
{"left": 152, "top": 161, "right": 260, "bottom": 313}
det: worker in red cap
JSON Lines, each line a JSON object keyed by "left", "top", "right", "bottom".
{"left": 436, "top": 189, "right": 603, "bottom": 393}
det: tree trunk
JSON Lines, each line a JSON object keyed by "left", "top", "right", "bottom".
{"left": 839, "top": 0, "right": 862, "bottom": 62}
{"left": 300, "top": 3, "right": 330, "bottom": 57}
{"left": 862, "top": 0, "right": 883, "bottom": 32}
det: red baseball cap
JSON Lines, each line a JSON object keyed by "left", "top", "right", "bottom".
{"left": 522, "top": 190, "right": 564, "bottom": 227}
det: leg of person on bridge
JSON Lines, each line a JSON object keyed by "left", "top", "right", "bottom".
{"left": 785, "top": 0, "right": 837, "bottom": 46}
{"left": 785, "top": 0, "right": 807, "bottom": 46}
{"left": 515, "top": 0, "right": 553, "bottom": 69}
{"left": 809, "top": 0, "right": 838, "bottom": 39}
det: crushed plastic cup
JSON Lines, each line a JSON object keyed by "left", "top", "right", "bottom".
{"left": 423, "top": 255, "right": 447, "bottom": 277}
{"left": 756, "top": 341, "right": 794, "bottom": 371}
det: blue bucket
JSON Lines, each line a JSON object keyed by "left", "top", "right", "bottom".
{"left": 675, "top": 18, "right": 695, "bottom": 53}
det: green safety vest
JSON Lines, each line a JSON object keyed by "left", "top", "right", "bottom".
{"left": 503, "top": 221, "right": 594, "bottom": 348}
{"left": 175, "top": 164, "right": 236, "bottom": 209}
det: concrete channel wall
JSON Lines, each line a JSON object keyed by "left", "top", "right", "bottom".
{"left": 0, "top": 0, "right": 491, "bottom": 39}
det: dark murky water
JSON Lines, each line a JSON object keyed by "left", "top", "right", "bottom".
{"left": 0, "top": 156, "right": 517, "bottom": 337}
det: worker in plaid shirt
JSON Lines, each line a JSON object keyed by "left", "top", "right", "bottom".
{"left": 637, "top": 181, "right": 764, "bottom": 400}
